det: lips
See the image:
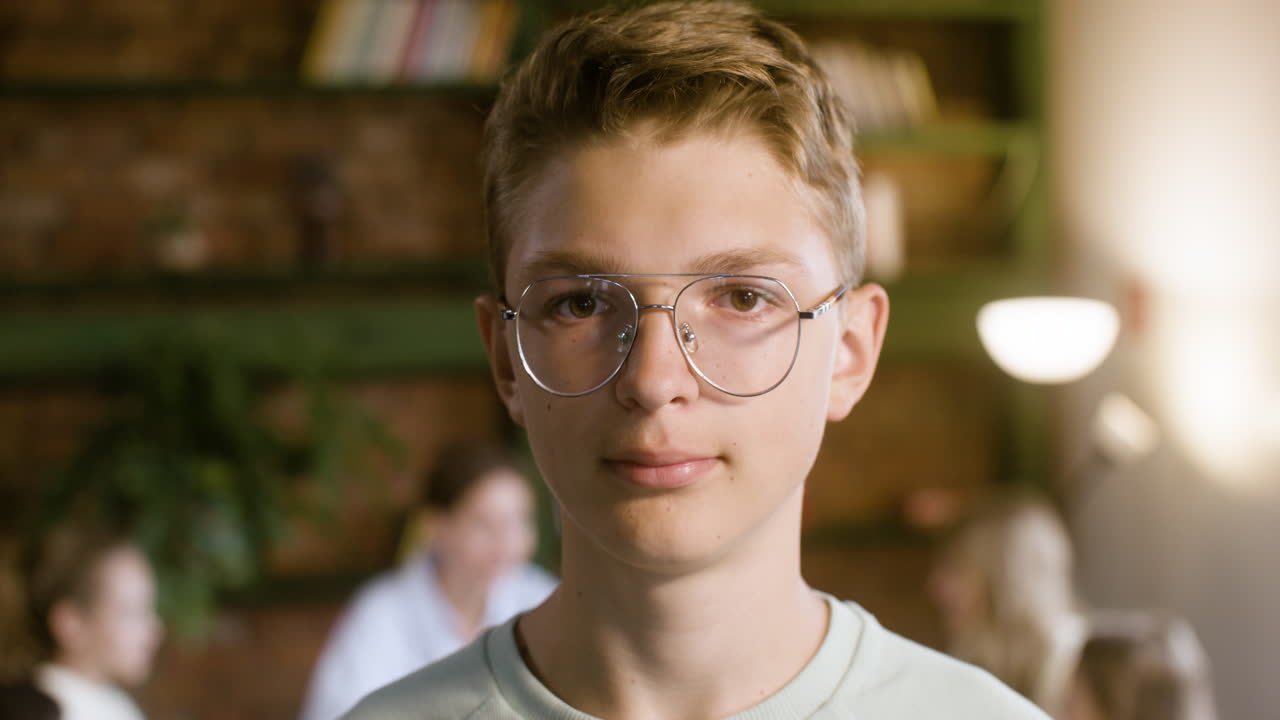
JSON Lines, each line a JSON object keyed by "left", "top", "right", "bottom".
{"left": 603, "top": 451, "right": 719, "bottom": 490}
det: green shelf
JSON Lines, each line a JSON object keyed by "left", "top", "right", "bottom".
{"left": 876, "top": 262, "right": 1043, "bottom": 364}
{"left": 0, "top": 261, "right": 1036, "bottom": 382}
{"left": 0, "top": 299, "right": 490, "bottom": 383}
{"left": 857, "top": 122, "right": 1036, "bottom": 156}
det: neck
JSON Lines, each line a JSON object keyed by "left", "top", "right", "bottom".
{"left": 431, "top": 555, "right": 490, "bottom": 639}
{"left": 49, "top": 655, "right": 108, "bottom": 686}
{"left": 519, "top": 488, "right": 828, "bottom": 720}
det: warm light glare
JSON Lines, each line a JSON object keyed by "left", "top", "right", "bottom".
{"left": 1154, "top": 305, "right": 1280, "bottom": 489}
{"left": 1092, "top": 392, "right": 1160, "bottom": 465}
{"left": 977, "top": 297, "right": 1120, "bottom": 384}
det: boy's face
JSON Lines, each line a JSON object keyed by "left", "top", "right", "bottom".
{"left": 478, "top": 128, "right": 887, "bottom": 573}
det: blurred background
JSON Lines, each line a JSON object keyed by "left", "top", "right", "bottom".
{"left": 0, "top": 1, "right": 1276, "bottom": 718}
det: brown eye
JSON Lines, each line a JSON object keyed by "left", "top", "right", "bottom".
{"left": 730, "top": 288, "right": 757, "bottom": 312}
{"left": 568, "top": 294, "right": 597, "bottom": 318}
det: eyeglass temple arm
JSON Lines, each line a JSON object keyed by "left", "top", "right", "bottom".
{"left": 799, "top": 285, "right": 850, "bottom": 320}
{"left": 498, "top": 297, "right": 517, "bottom": 321}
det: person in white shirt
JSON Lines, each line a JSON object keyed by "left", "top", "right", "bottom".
{"left": 298, "top": 441, "right": 557, "bottom": 720}
{"left": 1, "top": 524, "right": 163, "bottom": 720}
{"left": 345, "top": 2, "right": 1051, "bottom": 717}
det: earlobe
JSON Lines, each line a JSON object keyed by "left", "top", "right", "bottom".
{"left": 475, "top": 295, "right": 526, "bottom": 425}
{"left": 48, "top": 600, "right": 83, "bottom": 653}
{"left": 826, "top": 284, "right": 889, "bottom": 422}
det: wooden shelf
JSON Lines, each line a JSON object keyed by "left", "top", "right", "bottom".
{"left": 0, "top": 78, "right": 500, "bottom": 100}
{"left": 802, "top": 517, "right": 927, "bottom": 549}
{"left": 0, "top": 259, "right": 491, "bottom": 300}
{"left": 550, "top": 0, "right": 1037, "bottom": 22}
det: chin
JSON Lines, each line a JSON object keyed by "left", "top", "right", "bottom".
{"left": 598, "top": 503, "right": 743, "bottom": 573}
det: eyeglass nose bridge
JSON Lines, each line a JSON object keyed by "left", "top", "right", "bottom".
{"left": 625, "top": 303, "right": 699, "bottom": 354}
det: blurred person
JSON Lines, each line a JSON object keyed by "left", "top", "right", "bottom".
{"left": 1065, "top": 611, "right": 1217, "bottom": 720}
{"left": 297, "top": 441, "right": 557, "bottom": 720}
{"left": 0, "top": 525, "right": 163, "bottom": 720}
{"left": 929, "top": 491, "right": 1089, "bottom": 716}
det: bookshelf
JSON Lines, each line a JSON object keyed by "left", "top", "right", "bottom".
{"left": 0, "top": 0, "right": 1050, "bottom": 519}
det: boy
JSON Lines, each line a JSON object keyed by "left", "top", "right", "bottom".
{"left": 346, "top": 2, "right": 1048, "bottom": 718}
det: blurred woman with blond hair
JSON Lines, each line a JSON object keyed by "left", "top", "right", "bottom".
{"left": 929, "top": 491, "right": 1089, "bottom": 716}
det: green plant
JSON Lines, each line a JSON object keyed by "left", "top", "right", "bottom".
{"left": 30, "top": 323, "right": 398, "bottom": 637}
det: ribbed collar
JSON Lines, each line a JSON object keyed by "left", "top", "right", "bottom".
{"left": 486, "top": 591, "right": 861, "bottom": 720}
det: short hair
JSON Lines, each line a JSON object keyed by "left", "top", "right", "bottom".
{"left": 422, "top": 440, "right": 523, "bottom": 512}
{"left": 482, "top": 0, "right": 863, "bottom": 292}
{"left": 8, "top": 524, "right": 133, "bottom": 668}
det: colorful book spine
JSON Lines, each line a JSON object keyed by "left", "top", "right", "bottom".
{"left": 397, "top": 0, "right": 437, "bottom": 79}
{"left": 303, "top": 0, "right": 371, "bottom": 81}
{"left": 302, "top": 0, "right": 522, "bottom": 84}
{"left": 479, "top": 0, "right": 518, "bottom": 80}
{"left": 366, "top": 0, "right": 418, "bottom": 82}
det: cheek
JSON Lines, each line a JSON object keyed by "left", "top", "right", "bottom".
{"left": 523, "top": 394, "right": 598, "bottom": 484}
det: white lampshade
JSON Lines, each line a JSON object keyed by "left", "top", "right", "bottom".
{"left": 976, "top": 296, "right": 1120, "bottom": 384}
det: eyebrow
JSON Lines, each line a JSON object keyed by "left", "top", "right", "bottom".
{"left": 519, "top": 249, "right": 631, "bottom": 280}
{"left": 686, "top": 248, "right": 805, "bottom": 275}
{"left": 519, "top": 247, "right": 805, "bottom": 281}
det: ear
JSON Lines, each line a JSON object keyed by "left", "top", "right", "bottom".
{"left": 48, "top": 599, "right": 86, "bottom": 655}
{"left": 827, "top": 283, "right": 889, "bottom": 422}
{"left": 475, "top": 294, "right": 526, "bottom": 426}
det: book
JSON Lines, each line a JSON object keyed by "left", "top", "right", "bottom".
{"left": 365, "top": 0, "right": 419, "bottom": 82}
{"left": 398, "top": 0, "right": 437, "bottom": 78}
{"left": 471, "top": 0, "right": 517, "bottom": 81}
{"left": 303, "top": 0, "right": 372, "bottom": 81}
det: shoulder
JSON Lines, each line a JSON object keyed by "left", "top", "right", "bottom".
{"left": 340, "top": 568, "right": 403, "bottom": 617}
{"left": 324, "top": 570, "right": 406, "bottom": 642}
{"left": 341, "top": 634, "right": 503, "bottom": 720}
{"left": 511, "top": 562, "right": 558, "bottom": 594}
{"left": 835, "top": 602, "right": 1050, "bottom": 720}
{"left": 490, "top": 563, "right": 557, "bottom": 614}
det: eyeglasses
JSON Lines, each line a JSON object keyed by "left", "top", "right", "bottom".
{"left": 499, "top": 274, "right": 847, "bottom": 398}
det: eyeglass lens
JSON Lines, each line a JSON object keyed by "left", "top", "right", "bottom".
{"left": 514, "top": 276, "right": 803, "bottom": 397}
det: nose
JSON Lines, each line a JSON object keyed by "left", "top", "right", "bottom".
{"left": 612, "top": 305, "right": 701, "bottom": 410}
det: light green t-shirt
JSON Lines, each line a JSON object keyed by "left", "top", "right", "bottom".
{"left": 343, "top": 593, "right": 1048, "bottom": 719}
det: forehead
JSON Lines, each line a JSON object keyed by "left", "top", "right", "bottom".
{"left": 455, "top": 469, "right": 530, "bottom": 510}
{"left": 92, "top": 546, "right": 153, "bottom": 601}
{"left": 507, "top": 130, "right": 839, "bottom": 294}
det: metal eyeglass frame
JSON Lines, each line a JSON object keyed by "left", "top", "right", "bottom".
{"left": 498, "top": 273, "right": 849, "bottom": 398}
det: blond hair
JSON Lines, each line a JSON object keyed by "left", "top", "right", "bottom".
{"left": 935, "top": 493, "right": 1083, "bottom": 709}
{"left": 482, "top": 0, "right": 863, "bottom": 292}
